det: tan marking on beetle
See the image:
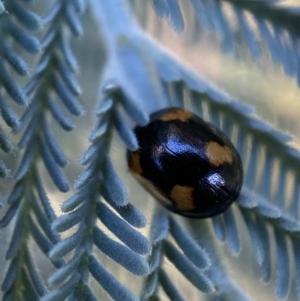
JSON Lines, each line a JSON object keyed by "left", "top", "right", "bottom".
{"left": 170, "top": 185, "right": 195, "bottom": 211}
{"left": 205, "top": 141, "right": 233, "bottom": 167}
{"left": 159, "top": 109, "right": 193, "bottom": 122}
{"left": 129, "top": 152, "right": 143, "bottom": 175}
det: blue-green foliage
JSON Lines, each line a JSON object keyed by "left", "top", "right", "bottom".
{"left": 1, "top": 0, "right": 300, "bottom": 300}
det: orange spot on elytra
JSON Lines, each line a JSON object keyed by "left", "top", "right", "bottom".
{"left": 129, "top": 152, "right": 143, "bottom": 175}
{"left": 205, "top": 142, "right": 233, "bottom": 167}
{"left": 159, "top": 109, "right": 192, "bottom": 122}
{"left": 170, "top": 185, "right": 195, "bottom": 211}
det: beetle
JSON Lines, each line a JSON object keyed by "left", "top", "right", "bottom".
{"left": 127, "top": 107, "right": 243, "bottom": 218}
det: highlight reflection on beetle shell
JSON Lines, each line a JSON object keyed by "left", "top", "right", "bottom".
{"left": 127, "top": 107, "right": 243, "bottom": 218}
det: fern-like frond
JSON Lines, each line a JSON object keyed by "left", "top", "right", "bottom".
{"left": 0, "top": 0, "right": 41, "bottom": 188}
{"left": 44, "top": 84, "right": 151, "bottom": 301}
{"left": 89, "top": 1, "right": 300, "bottom": 300}
{"left": 161, "top": 77, "right": 300, "bottom": 299}
{"left": 131, "top": 0, "right": 300, "bottom": 86}
{"left": 0, "top": 0, "right": 84, "bottom": 299}
{"left": 0, "top": 0, "right": 41, "bottom": 105}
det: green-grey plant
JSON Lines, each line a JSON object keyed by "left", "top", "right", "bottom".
{"left": 0, "top": 0, "right": 300, "bottom": 301}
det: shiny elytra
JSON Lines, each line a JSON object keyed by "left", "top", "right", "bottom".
{"left": 127, "top": 107, "right": 243, "bottom": 218}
